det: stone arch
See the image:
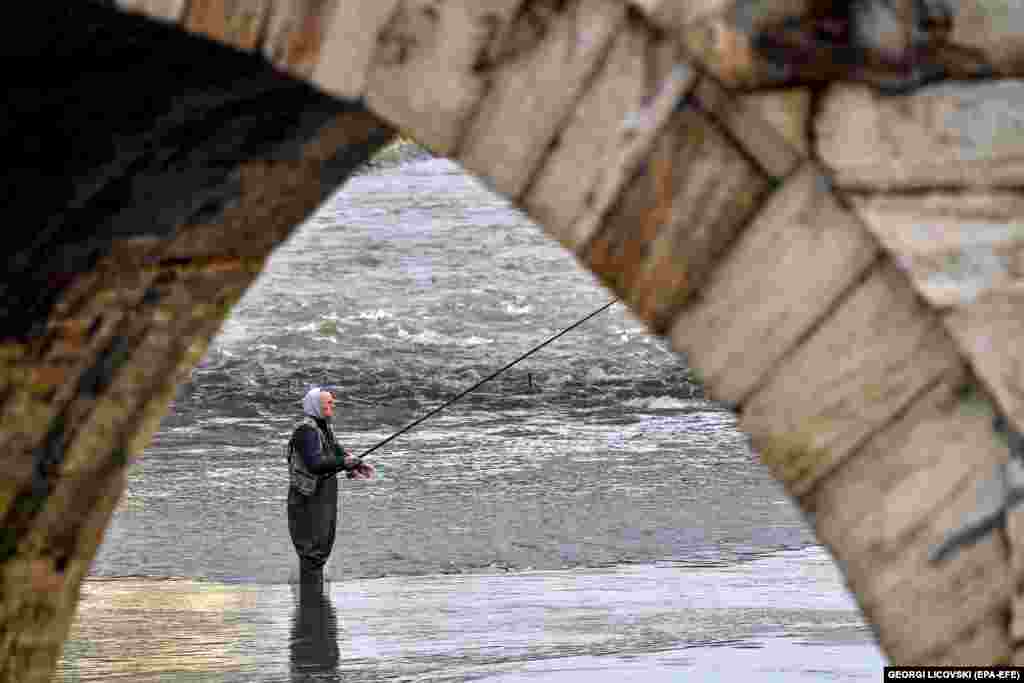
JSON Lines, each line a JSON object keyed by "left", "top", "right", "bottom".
{"left": 2, "top": 1, "right": 1023, "bottom": 678}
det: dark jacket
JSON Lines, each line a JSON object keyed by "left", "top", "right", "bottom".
{"left": 291, "top": 416, "right": 347, "bottom": 476}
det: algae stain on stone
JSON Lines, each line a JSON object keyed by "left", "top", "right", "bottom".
{"left": 757, "top": 430, "right": 833, "bottom": 494}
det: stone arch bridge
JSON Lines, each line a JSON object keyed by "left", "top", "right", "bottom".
{"left": 2, "top": 1, "right": 1024, "bottom": 679}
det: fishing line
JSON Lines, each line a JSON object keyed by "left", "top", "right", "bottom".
{"left": 357, "top": 299, "right": 617, "bottom": 459}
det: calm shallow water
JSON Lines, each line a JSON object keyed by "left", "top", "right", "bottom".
{"left": 63, "top": 549, "right": 882, "bottom": 682}
{"left": 63, "top": 157, "right": 884, "bottom": 679}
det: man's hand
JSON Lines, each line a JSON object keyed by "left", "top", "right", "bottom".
{"left": 333, "top": 444, "right": 375, "bottom": 479}
{"left": 346, "top": 458, "right": 376, "bottom": 480}
{"left": 333, "top": 444, "right": 354, "bottom": 468}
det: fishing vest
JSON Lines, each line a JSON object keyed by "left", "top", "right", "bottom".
{"left": 287, "top": 416, "right": 334, "bottom": 496}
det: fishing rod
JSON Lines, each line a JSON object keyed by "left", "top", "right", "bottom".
{"left": 357, "top": 299, "right": 617, "bottom": 459}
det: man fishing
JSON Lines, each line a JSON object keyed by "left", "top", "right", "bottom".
{"left": 283, "top": 302, "right": 614, "bottom": 586}
{"left": 287, "top": 387, "right": 374, "bottom": 585}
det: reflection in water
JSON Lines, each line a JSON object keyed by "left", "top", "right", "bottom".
{"left": 290, "top": 581, "right": 340, "bottom": 682}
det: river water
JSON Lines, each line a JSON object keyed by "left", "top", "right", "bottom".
{"left": 60, "top": 157, "right": 885, "bottom": 680}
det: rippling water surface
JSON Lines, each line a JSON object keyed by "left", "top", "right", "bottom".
{"left": 61, "top": 158, "right": 882, "bottom": 680}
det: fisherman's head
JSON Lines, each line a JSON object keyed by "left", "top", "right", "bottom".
{"left": 302, "top": 387, "right": 336, "bottom": 421}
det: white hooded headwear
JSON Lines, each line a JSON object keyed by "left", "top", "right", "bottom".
{"left": 302, "top": 386, "right": 326, "bottom": 419}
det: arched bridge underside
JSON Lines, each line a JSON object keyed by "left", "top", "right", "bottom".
{"left": 3, "top": 1, "right": 1024, "bottom": 679}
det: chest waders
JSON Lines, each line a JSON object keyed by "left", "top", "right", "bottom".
{"left": 287, "top": 417, "right": 339, "bottom": 584}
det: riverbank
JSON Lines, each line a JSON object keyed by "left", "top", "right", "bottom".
{"left": 59, "top": 547, "right": 884, "bottom": 682}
